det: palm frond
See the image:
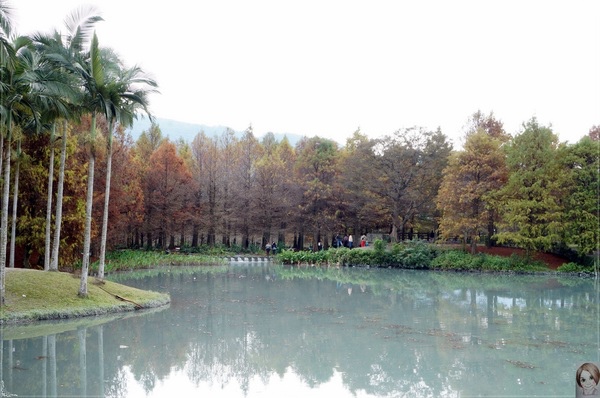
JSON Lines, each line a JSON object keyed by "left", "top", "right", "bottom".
{"left": 0, "top": 0, "right": 14, "bottom": 40}
{"left": 63, "top": 5, "right": 103, "bottom": 52}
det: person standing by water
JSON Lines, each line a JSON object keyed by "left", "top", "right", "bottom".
{"left": 348, "top": 235, "right": 353, "bottom": 249}
{"left": 265, "top": 242, "right": 271, "bottom": 256}
{"left": 335, "top": 234, "right": 342, "bottom": 248}
{"left": 271, "top": 241, "right": 277, "bottom": 255}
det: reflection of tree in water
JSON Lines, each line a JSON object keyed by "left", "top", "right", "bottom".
{"left": 112, "top": 267, "right": 597, "bottom": 396}
{"left": 1, "top": 266, "right": 596, "bottom": 396}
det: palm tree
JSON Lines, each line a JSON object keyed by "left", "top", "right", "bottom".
{"left": 0, "top": 34, "right": 47, "bottom": 301}
{"left": 0, "top": 0, "right": 15, "bottom": 304}
{"left": 32, "top": 9, "right": 105, "bottom": 295}
{"left": 76, "top": 32, "right": 105, "bottom": 296}
{"left": 6, "top": 42, "right": 74, "bottom": 269}
{"left": 97, "top": 59, "right": 157, "bottom": 280}
{"left": 34, "top": 61, "right": 81, "bottom": 271}
{"left": 32, "top": 7, "right": 102, "bottom": 271}
{"left": 0, "top": 0, "right": 13, "bottom": 56}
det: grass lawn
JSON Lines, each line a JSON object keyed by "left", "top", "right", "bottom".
{"left": 0, "top": 269, "right": 169, "bottom": 324}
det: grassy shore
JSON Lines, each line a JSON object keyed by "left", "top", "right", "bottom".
{"left": 0, "top": 269, "right": 170, "bottom": 324}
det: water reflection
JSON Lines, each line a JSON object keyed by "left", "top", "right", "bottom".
{"left": 1, "top": 264, "right": 597, "bottom": 397}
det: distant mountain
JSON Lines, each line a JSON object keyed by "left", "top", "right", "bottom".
{"left": 127, "top": 117, "right": 303, "bottom": 146}
{"left": 127, "top": 117, "right": 231, "bottom": 142}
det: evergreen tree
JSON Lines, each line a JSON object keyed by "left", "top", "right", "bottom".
{"left": 495, "top": 118, "right": 563, "bottom": 254}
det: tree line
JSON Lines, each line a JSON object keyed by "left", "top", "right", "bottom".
{"left": 1, "top": 3, "right": 598, "bottom": 304}
{"left": 15, "top": 110, "right": 598, "bottom": 269}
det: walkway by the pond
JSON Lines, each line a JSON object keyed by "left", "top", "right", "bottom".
{"left": 226, "top": 256, "right": 274, "bottom": 262}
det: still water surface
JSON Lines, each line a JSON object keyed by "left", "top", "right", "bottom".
{"left": 1, "top": 263, "right": 598, "bottom": 397}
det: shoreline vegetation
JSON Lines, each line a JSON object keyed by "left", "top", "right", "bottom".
{"left": 1, "top": 241, "right": 597, "bottom": 324}
{"left": 278, "top": 240, "right": 597, "bottom": 275}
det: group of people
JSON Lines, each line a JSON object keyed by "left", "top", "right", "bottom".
{"left": 266, "top": 233, "right": 370, "bottom": 254}
{"left": 332, "top": 234, "right": 353, "bottom": 248}
{"left": 265, "top": 242, "right": 277, "bottom": 256}
{"left": 331, "top": 234, "right": 368, "bottom": 249}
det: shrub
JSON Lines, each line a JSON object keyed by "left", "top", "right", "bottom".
{"left": 373, "top": 239, "right": 386, "bottom": 253}
{"left": 327, "top": 247, "right": 351, "bottom": 265}
{"left": 391, "top": 241, "right": 435, "bottom": 269}
{"left": 431, "top": 250, "right": 473, "bottom": 270}
{"left": 345, "top": 249, "right": 374, "bottom": 266}
{"left": 506, "top": 254, "right": 547, "bottom": 271}
{"left": 557, "top": 261, "right": 597, "bottom": 273}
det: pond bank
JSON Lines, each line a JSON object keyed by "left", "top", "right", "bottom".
{"left": 0, "top": 269, "right": 170, "bottom": 324}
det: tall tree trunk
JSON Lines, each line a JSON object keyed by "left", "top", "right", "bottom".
{"left": 191, "top": 224, "right": 199, "bottom": 247}
{"left": 0, "top": 118, "right": 13, "bottom": 305}
{"left": 487, "top": 211, "right": 495, "bottom": 248}
{"left": 98, "top": 122, "right": 114, "bottom": 280}
{"left": 44, "top": 123, "right": 56, "bottom": 271}
{"left": 9, "top": 137, "right": 20, "bottom": 268}
{"left": 79, "top": 115, "right": 96, "bottom": 297}
{"left": 50, "top": 120, "right": 67, "bottom": 271}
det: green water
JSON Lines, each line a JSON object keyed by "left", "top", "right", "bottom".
{"left": 1, "top": 264, "right": 598, "bottom": 397}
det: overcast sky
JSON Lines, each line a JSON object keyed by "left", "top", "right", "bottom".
{"left": 11, "top": 0, "right": 600, "bottom": 146}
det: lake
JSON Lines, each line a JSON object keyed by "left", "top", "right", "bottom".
{"left": 1, "top": 263, "right": 598, "bottom": 397}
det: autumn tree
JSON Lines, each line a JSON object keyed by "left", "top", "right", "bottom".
{"left": 94, "top": 127, "right": 144, "bottom": 250}
{"left": 338, "top": 129, "right": 382, "bottom": 242}
{"left": 437, "top": 130, "right": 508, "bottom": 253}
{"left": 253, "top": 133, "right": 296, "bottom": 248}
{"left": 217, "top": 129, "right": 238, "bottom": 245}
{"left": 370, "top": 127, "right": 451, "bottom": 242}
{"left": 294, "top": 137, "right": 341, "bottom": 249}
{"left": 175, "top": 138, "right": 201, "bottom": 247}
{"left": 144, "top": 140, "right": 193, "bottom": 249}
{"left": 231, "top": 126, "right": 260, "bottom": 249}
{"left": 134, "top": 123, "right": 164, "bottom": 248}
{"left": 190, "top": 131, "right": 220, "bottom": 246}
{"left": 462, "top": 110, "right": 511, "bottom": 142}
{"left": 495, "top": 118, "right": 563, "bottom": 254}
{"left": 464, "top": 111, "right": 511, "bottom": 243}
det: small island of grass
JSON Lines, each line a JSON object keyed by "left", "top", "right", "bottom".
{"left": 0, "top": 269, "right": 170, "bottom": 324}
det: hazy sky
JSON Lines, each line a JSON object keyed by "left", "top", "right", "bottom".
{"left": 11, "top": 0, "right": 600, "bottom": 146}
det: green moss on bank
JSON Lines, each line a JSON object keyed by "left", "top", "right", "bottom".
{"left": 0, "top": 269, "right": 169, "bottom": 324}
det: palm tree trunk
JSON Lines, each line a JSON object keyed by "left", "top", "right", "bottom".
{"left": 50, "top": 120, "right": 68, "bottom": 271}
{"left": 44, "top": 123, "right": 56, "bottom": 271}
{"left": 98, "top": 122, "right": 114, "bottom": 279}
{"left": 79, "top": 115, "right": 96, "bottom": 297}
{"left": 9, "top": 137, "right": 20, "bottom": 268}
{"left": 0, "top": 119, "right": 13, "bottom": 304}
{"left": 0, "top": 131, "right": 3, "bottom": 212}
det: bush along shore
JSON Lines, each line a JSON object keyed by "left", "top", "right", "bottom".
{"left": 276, "top": 240, "right": 598, "bottom": 275}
